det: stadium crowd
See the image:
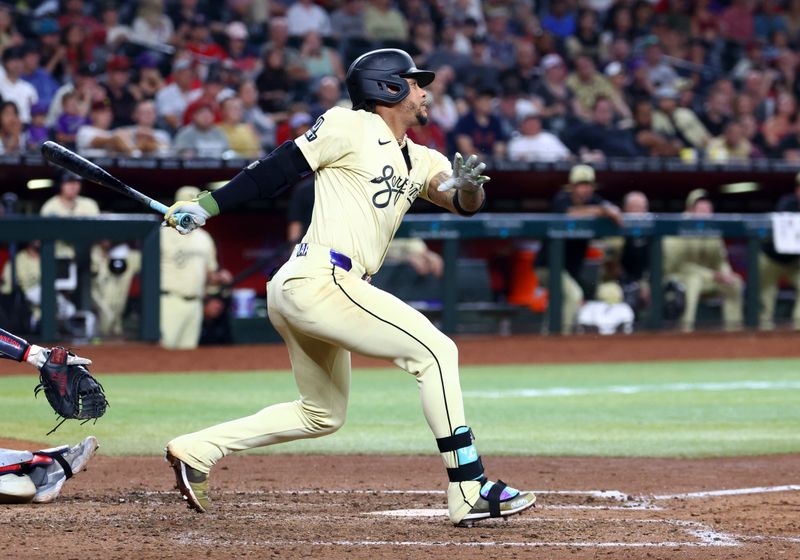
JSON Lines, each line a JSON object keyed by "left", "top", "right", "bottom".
{"left": 0, "top": 0, "right": 798, "bottom": 163}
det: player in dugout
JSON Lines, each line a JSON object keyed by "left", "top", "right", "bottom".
{"left": 162, "top": 48, "right": 536, "bottom": 526}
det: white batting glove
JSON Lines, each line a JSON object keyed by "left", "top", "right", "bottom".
{"left": 437, "top": 152, "right": 490, "bottom": 193}
{"left": 162, "top": 201, "right": 210, "bottom": 235}
{"left": 26, "top": 344, "right": 92, "bottom": 369}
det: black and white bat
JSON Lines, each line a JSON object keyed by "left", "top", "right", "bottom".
{"left": 41, "top": 141, "right": 193, "bottom": 229}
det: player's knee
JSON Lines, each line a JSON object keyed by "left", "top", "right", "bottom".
{"left": 303, "top": 407, "right": 346, "bottom": 436}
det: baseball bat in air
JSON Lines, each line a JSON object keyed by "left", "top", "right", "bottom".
{"left": 40, "top": 141, "right": 194, "bottom": 230}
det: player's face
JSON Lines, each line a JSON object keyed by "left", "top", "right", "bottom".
{"left": 402, "top": 78, "right": 429, "bottom": 126}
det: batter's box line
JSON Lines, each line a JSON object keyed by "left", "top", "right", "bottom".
{"left": 177, "top": 519, "right": 741, "bottom": 548}
{"left": 651, "top": 484, "right": 800, "bottom": 500}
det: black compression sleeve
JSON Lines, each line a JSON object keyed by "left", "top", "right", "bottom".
{"left": 211, "top": 141, "right": 312, "bottom": 213}
{"left": 0, "top": 328, "right": 30, "bottom": 362}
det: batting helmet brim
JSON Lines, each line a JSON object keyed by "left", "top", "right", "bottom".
{"left": 400, "top": 69, "right": 435, "bottom": 88}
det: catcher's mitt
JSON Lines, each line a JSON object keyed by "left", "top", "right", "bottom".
{"left": 34, "top": 347, "right": 108, "bottom": 434}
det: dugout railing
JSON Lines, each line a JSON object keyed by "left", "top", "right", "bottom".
{"left": 0, "top": 213, "right": 774, "bottom": 340}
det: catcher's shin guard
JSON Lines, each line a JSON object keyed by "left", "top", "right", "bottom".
{"left": 437, "top": 427, "right": 536, "bottom": 526}
{"left": 0, "top": 473, "right": 36, "bottom": 503}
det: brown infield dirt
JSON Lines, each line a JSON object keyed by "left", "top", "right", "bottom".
{"left": 2, "top": 331, "right": 800, "bottom": 559}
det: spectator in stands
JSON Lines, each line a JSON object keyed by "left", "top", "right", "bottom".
{"left": 761, "top": 91, "right": 796, "bottom": 157}
{"left": 535, "top": 164, "right": 623, "bottom": 334}
{"left": 425, "top": 21, "right": 471, "bottom": 71}
{"left": 566, "top": 9, "right": 601, "bottom": 61}
{"left": 652, "top": 86, "right": 710, "bottom": 152}
{"left": 787, "top": 0, "right": 800, "bottom": 38}
{"left": 20, "top": 42, "right": 59, "bottom": 111}
{"left": 759, "top": 173, "right": 800, "bottom": 330}
{"left": 0, "top": 100, "right": 25, "bottom": 154}
{"left": 567, "top": 53, "right": 628, "bottom": 122}
{"left": 720, "top": 0, "right": 756, "bottom": 45}
{"left": 99, "top": 2, "right": 132, "bottom": 51}
{"left": 364, "top": 0, "right": 409, "bottom": 42}
{"left": 0, "top": 4, "right": 22, "bottom": 60}
{"left": 641, "top": 35, "right": 679, "bottom": 91}
{"left": 457, "top": 35, "right": 500, "bottom": 93}
{"left": 309, "top": 76, "right": 347, "bottom": 120}
{"left": 484, "top": 8, "right": 515, "bottom": 69}
{"left": 218, "top": 95, "right": 260, "bottom": 159}
{"left": 255, "top": 47, "right": 299, "bottom": 113}
{"left": 185, "top": 14, "right": 226, "bottom": 61}
{"left": 76, "top": 97, "right": 134, "bottom": 157}
{"left": 541, "top": 1, "right": 576, "bottom": 39}
{"left": 287, "top": 0, "right": 332, "bottom": 38}
{"left": 0, "top": 46, "right": 37, "bottom": 124}
{"left": 114, "top": 99, "right": 172, "bottom": 157}
{"left": 238, "top": 79, "right": 275, "bottom": 151}
{"left": 706, "top": 120, "right": 752, "bottom": 162}
{"left": 182, "top": 63, "right": 229, "bottom": 126}
{"left": 562, "top": 96, "right": 639, "bottom": 160}
{"left": 47, "top": 62, "right": 103, "bottom": 129}
{"left": 102, "top": 55, "right": 137, "bottom": 129}
{"left": 173, "top": 102, "right": 229, "bottom": 158}
{"left": 54, "top": 91, "right": 88, "bottom": 148}
{"left": 632, "top": 98, "right": 681, "bottom": 157}
{"left": 224, "top": 21, "right": 258, "bottom": 77}
{"left": 499, "top": 40, "right": 538, "bottom": 96}
{"left": 777, "top": 120, "right": 800, "bottom": 161}
{"left": 507, "top": 110, "right": 571, "bottom": 163}
{"left": 426, "top": 65, "right": 459, "bottom": 136}
{"left": 532, "top": 53, "right": 576, "bottom": 138}
{"left": 61, "top": 22, "right": 96, "bottom": 80}
{"left": 700, "top": 88, "right": 733, "bottom": 138}
{"left": 453, "top": 87, "right": 508, "bottom": 160}
{"left": 156, "top": 57, "right": 200, "bottom": 132}
{"left": 299, "top": 31, "right": 345, "bottom": 83}
{"left": 132, "top": 0, "right": 174, "bottom": 46}
{"left": 167, "top": 0, "right": 199, "bottom": 38}
{"left": 331, "top": 0, "right": 367, "bottom": 42}
{"left": 663, "top": 189, "right": 743, "bottom": 333}
{"left": 131, "top": 52, "right": 165, "bottom": 101}
{"left": 58, "top": 0, "right": 101, "bottom": 37}
{"left": 33, "top": 17, "right": 66, "bottom": 83}
{"left": 739, "top": 113, "right": 766, "bottom": 158}
{"left": 26, "top": 102, "right": 50, "bottom": 150}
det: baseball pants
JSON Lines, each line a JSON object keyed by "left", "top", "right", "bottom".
{"left": 169, "top": 243, "right": 466, "bottom": 473}
{"left": 160, "top": 294, "right": 203, "bottom": 349}
{"left": 535, "top": 268, "right": 583, "bottom": 335}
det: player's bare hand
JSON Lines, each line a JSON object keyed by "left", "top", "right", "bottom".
{"left": 437, "top": 152, "right": 490, "bottom": 193}
{"left": 26, "top": 344, "right": 91, "bottom": 369}
{"left": 162, "top": 201, "right": 209, "bottom": 234}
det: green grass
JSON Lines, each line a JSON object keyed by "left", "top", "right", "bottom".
{"left": 1, "top": 359, "right": 799, "bottom": 458}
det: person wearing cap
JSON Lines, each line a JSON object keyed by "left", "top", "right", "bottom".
{"left": 173, "top": 101, "right": 230, "bottom": 158}
{"left": 225, "top": 21, "right": 258, "bottom": 76}
{"left": 566, "top": 53, "right": 629, "bottom": 122}
{"left": 0, "top": 46, "right": 38, "bottom": 124}
{"left": 507, "top": 109, "right": 571, "bottom": 162}
{"left": 160, "top": 186, "right": 232, "bottom": 349}
{"left": 186, "top": 14, "right": 227, "bottom": 62}
{"left": 662, "top": 190, "right": 743, "bottom": 333}
{"left": 76, "top": 97, "right": 134, "bottom": 157}
{"left": 181, "top": 62, "right": 232, "bottom": 126}
{"left": 532, "top": 53, "right": 577, "bottom": 137}
{"left": 155, "top": 57, "right": 201, "bottom": 132}
{"left": 652, "top": 85, "right": 710, "bottom": 151}
{"left": 632, "top": 98, "right": 682, "bottom": 157}
{"left": 759, "top": 174, "right": 800, "bottom": 330}
{"left": 102, "top": 55, "right": 137, "bottom": 128}
{"left": 641, "top": 35, "right": 679, "bottom": 92}
{"left": 132, "top": 52, "right": 165, "bottom": 99}
{"left": 453, "top": 87, "right": 508, "bottom": 160}
{"left": 534, "top": 164, "right": 623, "bottom": 334}
{"left": 26, "top": 102, "right": 50, "bottom": 150}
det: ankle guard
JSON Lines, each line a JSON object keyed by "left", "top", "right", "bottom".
{"left": 437, "top": 426, "right": 485, "bottom": 483}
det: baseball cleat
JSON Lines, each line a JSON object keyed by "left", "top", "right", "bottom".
{"left": 165, "top": 449, "right": 209, "bottom": 513}
{"left": 456, "top": 480, "right": 536, "bottom": 527}
{"left": 32, "top": 436, "right": 99, "bottom": 503}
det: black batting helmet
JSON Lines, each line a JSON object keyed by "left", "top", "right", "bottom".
{"left": 345, "top": 49, "right": 435, "bottom": 110}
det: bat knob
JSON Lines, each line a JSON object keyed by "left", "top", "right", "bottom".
{"left": 177, "top": 213, "right": 195, "bottom": 231}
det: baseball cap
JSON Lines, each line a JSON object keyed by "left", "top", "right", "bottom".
{"left": 135, "top": 51, "right": 160, "bottom": 69}
{"left": 2, "top": 45, "right": 24, "bottom": 62}
{"left": 289, "top": 112, "right": 312, "bottom": 130}
{"left": 175, "top": 185, "right": 200, "bottom": 202}
{"left": 604, "top": 61, "right": 623, "bottom": 77}
{"left": 569, "top": 164, "right": 596, "bottom": 185}
{"left": 685, "top": 188, "right": 710, "bottom": 210}
{"left": 33, "top": 17, "right": 59, "bottom": 36}
{"left": 78, "top": 62, "right": 101, "bottom": 77}
{"left": 654, "top": 85, "right": 679, "bottom": 100}
{"left": 540, "top": 53, "right": 564, "bottom": 71}
{"left": 226, "top": 21, "right": 248, "bottom": 40}
{"left": 31, "top": 101, "right": 48, "bottom": 116}
{"left": 106, "top": 54, "right": 130, "bottom": 72}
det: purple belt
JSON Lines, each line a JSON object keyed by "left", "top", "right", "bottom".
{"left": 329, "top": 249, "right": 372, "bottom": 282}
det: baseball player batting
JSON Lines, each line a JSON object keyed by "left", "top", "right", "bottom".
{"left": 163, "top": 48, "right": 536, "bottom": 526}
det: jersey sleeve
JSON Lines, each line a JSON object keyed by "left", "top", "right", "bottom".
{"left": 418, "top": 148, "right": 452, "bottom": 201}
{"left": 294, "top": 107, "right": 356, "bottom": 171}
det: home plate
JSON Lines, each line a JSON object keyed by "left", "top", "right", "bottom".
{"left": 369, "top": 509, "right": 448, "bottom": 518}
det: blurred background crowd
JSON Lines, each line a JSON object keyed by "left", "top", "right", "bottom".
{"left": 0, "top": 0, "right": 798, "bottom": 163}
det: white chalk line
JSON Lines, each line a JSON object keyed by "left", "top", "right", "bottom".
{"left": 653, "top": 484, "right": 800, "bottom": 500}
{"left": 465, "top": 380, "right": 800, "bottom": 399}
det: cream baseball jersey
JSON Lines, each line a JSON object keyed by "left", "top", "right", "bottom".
{"left": 160, "top": 227, "right": 218, "bottom": 299}
{"left": 294, "top": 107, "right": 451, "bottom": 274}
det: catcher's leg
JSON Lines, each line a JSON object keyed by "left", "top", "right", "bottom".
{"left": 0, "top": 450, "right": 36, "bottom": 504}
{"left": 28, "top": 436, "right": 98, "bottom": 503}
